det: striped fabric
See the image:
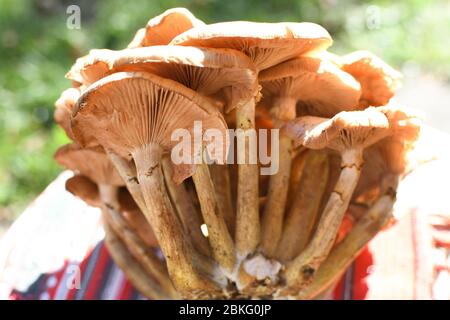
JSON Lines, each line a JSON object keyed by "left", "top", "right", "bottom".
{"left": 10, "top": 241, "right": 145, "bottom": 300}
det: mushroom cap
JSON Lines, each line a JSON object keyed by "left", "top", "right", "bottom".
{"left": 170, "top": 21, "right": 332, "bottom": 70}
{"left": 65, "top": 174, "right": 101, "bottom": 208}
{"left": 55, "top": 143, "right": 124, "bottom": 186}
{"left": 283, "top": 108, "right": 392, "bottom": 152}
{"left": 128, "top": 8, "right": 205, "bottom": 48}
{"left": 259, "top": 56, "right": 361, "bottom": 119}
{"left": 72, "top": 71, "right": 229, "bottom": 170}
{"left": 54, "top": 87, "right": 82, "bottom": 139}
{"left": 66, "top": 49, "right": 111, "bottom": 87}
{"left": 353, "top": 106, "right": 421, "bottom": 198}
{"left": 340, "top": 51, "right": 402, "bottom": 108}
{"left": 65, "top": 46, "right": 257, "bottom": 113}
{"left": 377, "top": 105, "right": 421, "bottom": 142}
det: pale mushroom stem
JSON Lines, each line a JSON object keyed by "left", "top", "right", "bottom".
{"left": 260, "top": 96, "right": 298, "bottom": 258}
{"left": 132, "top": 143, "right": 216, "bottom": 293}
{"left": 106, "top": 151, "right": 146, "bottom": 212}
{"left": 209, "top": 163, "right": 235, "bottom": 235}
{"left": 235, "top": 98, "right": 260, "bottom": 256}
{"left": 103, "top": 219, "right": 174, "bottom": 300}
{"left": 260, "top": 134, "right": 292, "bottom": 257}
{"left": 284, "top": 148, "right": 363, "bottom": 289}
{"left": 276, "top": 151, "right": 329, "bottom": 262}
{"left": 161, "top": 156, "right": 211, "bottom": 257}
{"left": 192, "top": 161, "right": 236, "bottom": 272}
{"left": 102, "top": 206, "right": 178, "bottom": 297}
{"left": 98, "top": 184, "right": 120, "bottom": 210}
{"left": 296, "top": 193, "right": 395, "bottom": 299}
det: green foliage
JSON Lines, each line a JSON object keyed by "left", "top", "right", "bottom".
{"left": 0, "top": 0, "right": 448, "bottom": 220}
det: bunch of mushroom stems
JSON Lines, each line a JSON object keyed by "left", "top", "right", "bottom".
{"left": 54, "top": 145, "right": 179, "bottom": 298}
{"left": 53, "top": 7, "right": 420, "bottom": 299}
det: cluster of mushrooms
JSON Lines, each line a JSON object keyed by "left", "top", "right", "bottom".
{"left": 54, "top": 8, "right": 421, "bottom": 299}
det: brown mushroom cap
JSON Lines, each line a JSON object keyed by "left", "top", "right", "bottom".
{"left": 170, "top": 21, "right": 332, "bottom": 71}
{"left": 128, "top": 8, "right": 205, "bottom": 48}
{"left": 55, "top": 143, "right": 124, "bottom": 186}
{"left": 65, "top": 49, "right": 113, "bottom": 87}
{"left": 72, "top": 71, "right": 228, "bottom": 179}
{"left": 65, "top": 46, "right": 257, "bottom": 113}
{"left": 283, "top": 108, "right": 391, "bottom": 153}
{"left": 259, "top": 56, "right": 361, "bottom": 119}
{"left": 54, "top": 87, "right": 82, "bottom": 139}
{"left": 353, "top": 106, "right": 421, "bottom": 200}
{"left": 65, "top": 174, "right": 101, "bottom": 208}
{"left": 340, "top": 51, "right": 402, "bottom": 108}
{"left": 377, "top": 105, "right": 421, "bottom": 142}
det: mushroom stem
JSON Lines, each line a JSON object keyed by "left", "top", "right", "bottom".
{"left": 286, "top": 149, "right": 307, "bottom": 208}
{"left": 106, "top": 151, "right": 146, "bottom": 212}
{"left": 192, "top": 161, "right": 236, "bottom": 272}
{"left": 270, "top": 96, "right": 298, "bottom": 122}
{"left": 209, "top": 163, "right": 235, "bottom": 235}
{"left": 284, "top": 148, "right": 363, "bottom": 289}
{"left": 260, "top": 134, "right": 292, "bottom": 257}
{"left": 296, "top": 193, "right": 395, "bottom": 299}
{"left": 103, "top": 219, "right": 173, "bottom": 300}
{"left": 98, "top": 184, "right": 120, "bottom": 210}
{"left": 276, "top": 151, "right": 329, "bottom": 262}
{"left": 260, "top": 96, "right": 299, "bottom": 258}
{"left": 103, "top": 206, "right": 178, "bottom": 297}
{"left": 235, "top": 98, "right": 260, "bottom": 256}
{"left": 161, "top": 156, "right": 211, "bottom": 257}
{"left": 132, "top": 143, "right": 215, "bottom": 293}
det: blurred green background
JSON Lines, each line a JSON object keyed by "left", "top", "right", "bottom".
{"left": 0, "top": 0, "right": 449, "bottom": 224}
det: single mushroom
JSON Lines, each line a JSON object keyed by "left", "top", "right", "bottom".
{"left": 259, "top": 56, "right": 362, "bottom": 120}
{"left": 171, "top": 21, "right": 332, "bottom": 257}
{"left": 71, "top": 71, "right": 227, "bottom": 295}
{"left": 170, "top": 21, "right": 332, "bottom": 71}
{"left": 128, "top": 8, "right": 205, "bottom": 48}
{"left": 258, "top": 56, "right": 361, "bottom": 257}
{"left": 352, "top": 106, "right": 421, "bottom": 204}
{"left": 282, "top": 108, "right": 392, "bottom": 292}
{"left": 339, "top": 50, "right": 402, "bottom": 108}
